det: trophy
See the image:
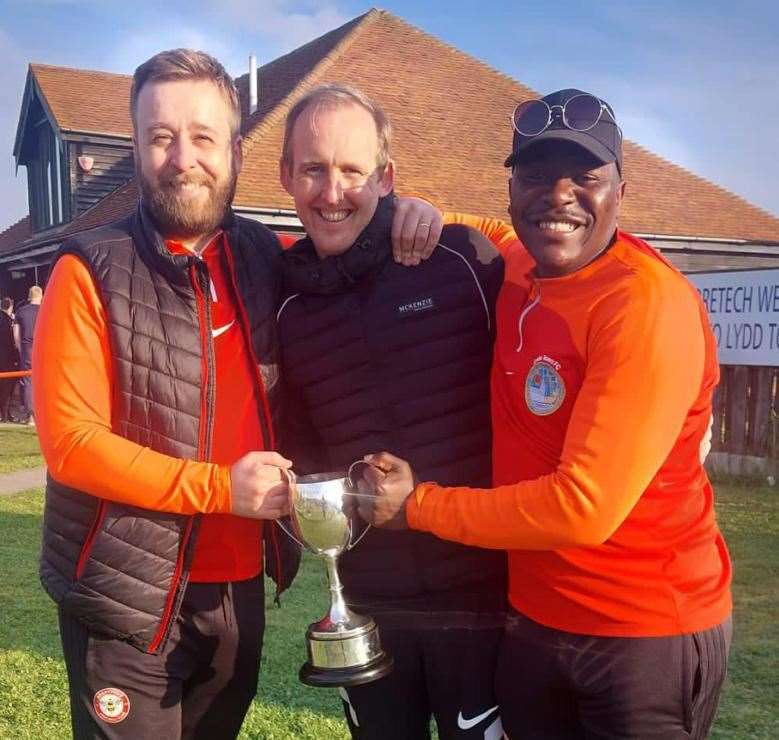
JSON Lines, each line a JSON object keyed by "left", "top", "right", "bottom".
{"left": 279, "top": 463, "right": 393, "bottom": 687}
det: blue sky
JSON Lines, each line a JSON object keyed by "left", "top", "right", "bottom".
{"left": 0, "top": 0, "right": 777, "bottom": 229}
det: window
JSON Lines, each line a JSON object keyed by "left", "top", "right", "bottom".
{"left": 29, "top": 121, "right": 68, "bottom": 230}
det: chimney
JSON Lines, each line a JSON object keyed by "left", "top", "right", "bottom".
{"left": 249, "top": 54, "right": 258, "bottom": 115}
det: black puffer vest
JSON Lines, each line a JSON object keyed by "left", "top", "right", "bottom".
{"left": 39, "top": 205, "right": 299, "bottom": 654}
{"left": 278, "top": 198, "right": 507, "bottom": 613}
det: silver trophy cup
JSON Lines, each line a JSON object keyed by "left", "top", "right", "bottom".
{"left": 281, "top": 463, "right": 393, "bottom": 687}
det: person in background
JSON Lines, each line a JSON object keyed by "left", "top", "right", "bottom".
{"left": 361, "top": 88, "right": 733, "bottom": 740}
{"left": 14, "top": 285, "right": 41, "bottom": 424}
{"left": 0, "top": 296, "right": 19, "bottom": 422}
{"left": 278, "top": 83, "right": 506, "bottom": 740}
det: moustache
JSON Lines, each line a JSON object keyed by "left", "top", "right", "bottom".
{"left": 161, "top": 174, "right": 215, "bottom": 190}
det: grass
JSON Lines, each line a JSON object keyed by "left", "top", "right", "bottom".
{"left": 0, "top": 425, "right": 43, "bottom": 474}
{"left": 0, "top": 482, "right": 776, "bottom": 739}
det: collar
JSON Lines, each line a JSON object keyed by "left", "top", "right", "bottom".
{"left": 281, "top": 194, "right": 395, "bottom": 295}
{"left": 165, "top": 231, "right": 223, "bottom": 258}
{"left": 132, "top": 203, "right": 237, "bottom": 286}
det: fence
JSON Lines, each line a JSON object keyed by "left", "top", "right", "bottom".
{"left": 711, "top": 365, "right": 779, "bottom": 475}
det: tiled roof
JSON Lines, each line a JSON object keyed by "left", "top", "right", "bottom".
{"left": 0, "top": 215, "right": 32, "bottom": 255}
{"left": 234, "top": 9, "right": 779, "bottom": 243}
{"left": 235, "top": 12, "right": 368, "bottom": 135}
{"left": 31, "top": 63, "right": 133, "bottom": 137}
{"left": 10, "top": 9, "right": 779, "bottom": 246}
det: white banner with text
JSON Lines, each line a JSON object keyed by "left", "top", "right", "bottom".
{"left": 689, "top": 268, "right": 779, "bottom": 366}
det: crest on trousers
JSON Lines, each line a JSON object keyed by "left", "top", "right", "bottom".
{"left": 525, "top": 358, "right": 565, "bottom": 416}
{"left": 93, "top": 688, "right": 130, "bottom": 724}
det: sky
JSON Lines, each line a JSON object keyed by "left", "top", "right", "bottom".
{"left": 0, "top": 0, "right": 777, "bottom": 230}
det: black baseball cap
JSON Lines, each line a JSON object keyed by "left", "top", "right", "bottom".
{"left": 504, "top": 88, "right": 623, "bottom": 174}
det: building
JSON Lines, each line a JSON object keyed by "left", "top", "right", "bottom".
{"left": 1, "top": 8, "right": 778, "bottom": 300}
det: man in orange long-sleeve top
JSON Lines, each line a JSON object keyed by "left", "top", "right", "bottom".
{"left": 360, "top": 89, "right": 732, "bottom": 739}
{"left": 34, "top": 50, "right": 301, "bottom": 739}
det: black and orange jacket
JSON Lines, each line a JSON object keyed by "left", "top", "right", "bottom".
{"left": 409, "top": 215, "right": 732, "bottom": 637}
{"left": 35, "top": 206, "right": 298, "bottom": 654}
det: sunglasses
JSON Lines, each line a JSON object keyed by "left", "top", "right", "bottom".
{"left": 511, "top": 94, "right": 622, "bottom": 139}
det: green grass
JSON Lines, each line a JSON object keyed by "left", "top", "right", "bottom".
{"left": 0, "top": 483, "right": 776, "bottom": 739}
{"left": 0, "top": 426, "right": 43, "bottom": 473}
{"left": 709, "top": 481, "right": 779, "bottom": 740}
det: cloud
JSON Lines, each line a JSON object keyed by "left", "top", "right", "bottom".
{"left": 104, "top": 27, "right": 248, "bottom": 78}
{"left": 201, "top": 0, "right": 348, "bottom": 54}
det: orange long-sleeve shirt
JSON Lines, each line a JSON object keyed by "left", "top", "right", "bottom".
{"left": 34, "top": 234, "right": 269, "bottom": 582}
{"left": 409, "top": 218, "right": 732, "bottom": 636}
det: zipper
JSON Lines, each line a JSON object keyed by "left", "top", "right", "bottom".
{"left": 193, "top": 259, "right": 217, "bottom": 461}
{"left": 147, "top": 516, "right": 194, "bottom": 654}
{"left": 147, "top": 259, "right": 215, "bottom": 654}
{"left": 516, "top": 283, "right": 541, "bottom": 352}
{"left": 75, "top": 500, "right": 106, "bottom": 579}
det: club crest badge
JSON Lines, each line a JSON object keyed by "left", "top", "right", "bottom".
{"left": 93, "top": 687, "right": 130, "bottom": 724}
{"left": 525, "top": 358, "right": 565, "bottom": 416}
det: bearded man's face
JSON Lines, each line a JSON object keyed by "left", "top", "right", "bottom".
{"left": 133, "top": 78, "right": 241, "bottom": 242}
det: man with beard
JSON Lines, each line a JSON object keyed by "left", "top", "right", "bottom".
{"left": 359, "top": 89, "right": 733, "bottom": 739}
{"left": 33, "top": 49, "right": 298, "bottom": 739}
{"left": 33, "top": 50, "right": 441, "bottom": 739}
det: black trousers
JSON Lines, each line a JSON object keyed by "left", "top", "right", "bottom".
{"left": 0, "top": 376, "right": 16, "bottom": 420}
{"left": 19, "top": 354, "right": 33, "bottom": 418}
{"left": 58, "top": 576, "right": 265, "bottom": 740}
{"left": 496, "top": 610, "right": 732, "bottom": 740}
{"left": 339, "top": 609, "right": 505, "bottom": 740}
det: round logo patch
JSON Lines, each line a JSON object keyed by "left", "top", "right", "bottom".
{"left": 93, "top": 688, "right": 130, "bottom": 724}
{"left": 525, "top": 360, "right": 565, "bottom": 416}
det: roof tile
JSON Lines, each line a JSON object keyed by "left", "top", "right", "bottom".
{"left": 31, "top": 63, "right": 132, "bottom": 137}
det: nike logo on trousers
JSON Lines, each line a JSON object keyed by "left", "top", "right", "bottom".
{"left": 457, "top": 705, "right": 499, "bottom": 730}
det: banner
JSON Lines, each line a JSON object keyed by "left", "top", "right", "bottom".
{"left": 689, "top": 268, "right": 779, "bottom": 366}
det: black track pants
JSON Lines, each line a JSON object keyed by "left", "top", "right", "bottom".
{"left": 58, "top": 576, "right": 265, "bottom": 740}
{"left": 496, "top": 610, "right": 732, "bottom": 740}
{"left": 339, "top": 611, "right": 505, "bottom": 740}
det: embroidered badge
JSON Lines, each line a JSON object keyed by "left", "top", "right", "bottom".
{"left": 93, "top": 688, "right": 130, "bottom": 724}
{"left": 525, "top": 358, "right": 565, "bottom": 416}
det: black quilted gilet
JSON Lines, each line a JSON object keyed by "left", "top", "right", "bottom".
{"left": 39, "top": 206, "right": 291, "bottom": 653}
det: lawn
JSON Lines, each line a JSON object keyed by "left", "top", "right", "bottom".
{"left": 0, "top": 425, "right": 43, "bottom": 473}
{"left": 0, "top": 481, "right": 776, "bottom": 739}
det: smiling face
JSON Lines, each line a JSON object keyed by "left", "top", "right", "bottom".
{"left": 280, "top": 102, "right": 394, "bottom": 258}
{"left": 509, "top": 141, "right": 625, "bottom": 277}
{"left": 133, "top": 78, "right": 241, "bottom": 246}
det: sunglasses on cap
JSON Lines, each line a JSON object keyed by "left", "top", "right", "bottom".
{"left": 511, "top": 93, "right": 623, "bottom": 140}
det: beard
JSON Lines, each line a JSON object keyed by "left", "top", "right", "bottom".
{"left": 138, "top": 162, "right": 237, "bottom": 241}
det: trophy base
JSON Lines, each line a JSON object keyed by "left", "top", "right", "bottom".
{"left": 300, "top": 652, "right": 394, "bottom": 688}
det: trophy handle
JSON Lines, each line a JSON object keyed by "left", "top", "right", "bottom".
{"left": 275, "top": 467, "right": 308, "bottom": 551}
{"left": 346, "top": 460, "right": 373, "bottom": 550}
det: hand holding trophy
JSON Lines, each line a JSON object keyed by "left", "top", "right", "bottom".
{"left": 279, "top": 461, "right": 393, "bottom": 687}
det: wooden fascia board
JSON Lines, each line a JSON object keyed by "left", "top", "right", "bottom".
{"left": 60, "top": 131, "right": 133, "bottom": 146}
{"left": 13, "top": 70, "right": 63, "bottom": 166}
{"left": 12, "top": 71, "right": 35, "bottom": 163}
